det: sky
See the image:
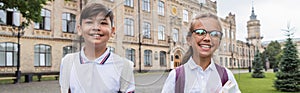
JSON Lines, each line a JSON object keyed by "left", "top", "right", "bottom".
{"left": 215, "top": 0, "right": 300, "bottom": 42}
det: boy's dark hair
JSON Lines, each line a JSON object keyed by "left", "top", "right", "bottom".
{"left": 80, "top": 3, "right": 114, "bottom": 26}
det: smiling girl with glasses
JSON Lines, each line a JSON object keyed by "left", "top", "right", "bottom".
{"left": 162, "top": 13, "right": 241, "bottom": 93}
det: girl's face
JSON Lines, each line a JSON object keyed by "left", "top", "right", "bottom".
{"left": 188, "top": 17, "right": 222, "bottom": 58}
{"left": 77, "top": 13, "right": 115, "bottom": 47}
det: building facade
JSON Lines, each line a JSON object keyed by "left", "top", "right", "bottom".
{"left": 0, "top": 0, "right": 260, "bottom": 73}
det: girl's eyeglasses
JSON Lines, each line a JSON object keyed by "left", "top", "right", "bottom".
{"left": 193, "top": 29, "right": 223, "bottom": 40}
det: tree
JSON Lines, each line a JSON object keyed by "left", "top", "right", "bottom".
{"left": 252, "top": 48, "right": 265, "bottom": 78}
{"left": 274, "top": 24, "right": 300, "bottom": 92}
{"left": 263, "top": 41, "right": 282, "bottom": 68}
{"left": 0, "top": 0, "right": 47, "bottom": 27}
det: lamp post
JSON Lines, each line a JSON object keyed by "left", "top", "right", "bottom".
{"left": 12, "top": 24, "right": 25, "bottom": 83}
{"left": 246, "top": 40, "right": 251, "bottom": 73}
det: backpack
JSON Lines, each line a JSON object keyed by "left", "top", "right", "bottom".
{"left": 175, "top": 63, "right": 228, "bottom": 93}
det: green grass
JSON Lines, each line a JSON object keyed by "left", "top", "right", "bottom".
{"left": 234, "top": 73, "right": 296, "bottom": 93}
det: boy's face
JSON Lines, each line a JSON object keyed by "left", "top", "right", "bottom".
{"left": 77, "top": 13, "right": 115, "bottom": 47}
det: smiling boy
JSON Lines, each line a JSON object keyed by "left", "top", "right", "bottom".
{"left": 59, "top": 3, "right": 135, "bottom": 93}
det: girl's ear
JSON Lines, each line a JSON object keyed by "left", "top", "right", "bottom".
{"left": 110, "top": 27, "right": 116, "bottom": 37}
{"left": 187, "top": 36, "right": 192, "bottom": 46}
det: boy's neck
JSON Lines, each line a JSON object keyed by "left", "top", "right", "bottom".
{"left": 84, "top": 45, "right": 107, "bottom": 60}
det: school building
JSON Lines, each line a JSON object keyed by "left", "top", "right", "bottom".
{"left": 0, "top": 0, "right": 263, "bottom": 73}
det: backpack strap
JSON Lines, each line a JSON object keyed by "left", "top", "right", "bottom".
{"left": 215, "top": 63, "right": 228, "bottom": 86}
{"left": 175, "top": 65, "right": 185, "bottom": 93}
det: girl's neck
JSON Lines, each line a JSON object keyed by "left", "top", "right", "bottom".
{"left": 192, "top": 55, "right": 211, "bottom": 71}
{"left": 84, "top": 45, "right": 107, "bottom": 60}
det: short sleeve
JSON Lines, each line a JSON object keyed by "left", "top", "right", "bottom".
{"left": 161, "top": 69, "right": 176, "bottom": 93}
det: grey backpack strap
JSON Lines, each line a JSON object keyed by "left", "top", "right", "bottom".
{"left": 215, "top": 63, "right": 228, "bottom": 86}
{"left": 175, "top": 65, "right": 185, "bottom": 93}
{"left": 60, "top": 54, "right": 76, "bottom": 93}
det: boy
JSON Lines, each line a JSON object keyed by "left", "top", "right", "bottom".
{"left": 59, "top": 3, "right": 135, "bottom": 93}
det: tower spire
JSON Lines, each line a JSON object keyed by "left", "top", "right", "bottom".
{"left": 250, "top": 0, "right": 257, "bottom": 20}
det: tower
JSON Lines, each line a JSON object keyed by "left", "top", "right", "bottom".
{"left": 247, "top": 2, "right": 263, "bottom": 50}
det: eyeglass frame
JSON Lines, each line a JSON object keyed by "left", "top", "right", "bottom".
{"left": 192, "top": 29, "right": 223, "bottom": 40}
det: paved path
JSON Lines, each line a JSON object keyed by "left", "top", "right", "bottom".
{"left": 0, "top": 69, "right": 270, "bottom": 93}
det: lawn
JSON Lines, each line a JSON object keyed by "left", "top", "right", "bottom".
{"left": 234, "top": 72, "right": 295, "bottom": 93}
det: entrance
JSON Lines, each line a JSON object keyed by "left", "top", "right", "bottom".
{"left": 173, "top": 50, "right": 182, "bottom": 68}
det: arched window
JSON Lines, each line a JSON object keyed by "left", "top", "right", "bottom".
{"left": 172, "top": 28, "right": 179, "bottom": 42}
{"left": 126, "top": 48, "right": 135, "bottom": 66}
{"left": 0, "top": 42, "right": 18, "bottom": 66}
{"left": 34, "top": 44, "right": 51, "bottom": 66}
{"left": 63, "top": 46, "right": 77, "bottom": 57}
{"left": 159, "top": 51, "right": 166, "bottom": 66}
{"left": 144, "top": 50, "right": 152, "bottom": 66}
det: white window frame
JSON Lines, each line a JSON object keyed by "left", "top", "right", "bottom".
{"left": 124, "top": 18, "right": 134, "bottom": 36}
{"left": 183, "top": 9, "right": 188, "bottom": 22}
{"left": 62, "top": 13, "right": 76, "bottom": 33}
{"left": 142, "top": 0, "right": 150, "bottom": 12}
{"left": 158, "top": 1, "right": 164, "bottom": 16}
{"left": 172, "top": 28, "right": 179, "bottom": 42}
{"left": 144, "top": 50, "right": 152, "bottom": 66}
{"left": 143, "top": 22, "right": 151, "bottom": 38}
{"left": 158, "top": 25, "right": 165, "bottom": 40}
{"left": 34, "top": 9, "right": 51, "bottom": 30}
{"left": 124, "top": 0, "right": 134, "bottom": 7}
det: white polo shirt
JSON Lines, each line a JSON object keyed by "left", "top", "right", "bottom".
{"left": 162, "top": 57, "right": 241, "bottom": 93}
{"left": 59, "top": 48, "right": 135, "bottom": 93}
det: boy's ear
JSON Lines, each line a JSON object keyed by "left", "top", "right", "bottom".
{"left": 77, "top": 24, "right": 82, "bottom": 36}
{"left": 111, "top": 27, "right": 116, "bottom": 36}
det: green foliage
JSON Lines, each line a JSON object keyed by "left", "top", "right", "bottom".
{"left": 0, "top": 0, "right": 47, "bottom": 27}
{"left": 274, "top": 28, "right": 300, "bottom": 92}
{"left": 252, "top": 49, "right": 265, "bottom": 78}
{"left": 263, "top": 41, "right": 282, "bottom": 68}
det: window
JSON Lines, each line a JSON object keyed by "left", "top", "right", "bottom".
{"left": 158, "top": 1, "right": 164, "bottom": 16}
{"left": 142, "top": 0, "right": 150, "bottom": 12}
{"left": 62, "top": 13, "right": 76, "bottom": 33}
{"left": 126, "top": 48, "right": 135, "bottom": 65}
{"left": 182, "top": 31, "right": 187, "bottom": 43}
{"left": 183, "top": 9, "right": 188, "bottom": 22}
{"left": 143, "top": 22, "right": 151, "bottom": 38}
{"left": 63, "top": 46, "right": 77, "bottom": 57}
{"left": 124, "top": 18, "right": 134, "bottom": 36}
{"left": 124, "top": 0, "right": 133, "bottom": 7}
{"left": 108, "top": 46, "right": 115, "bottom": 53}
{"left": 229, "top": 58, "right": 232, "bottom": 66}
{"left": 224, "top": 43, "right": 226, "bottom": 52}
{"left": 34, "top": 44, "right": 51, "bottom": 66}
{"left": 34, "top": 9, "right": 51, "bottom": 30}
{"left": 0, "top": 42, "right": 18, "bottom": 66}
{"left": 158, "top": 25, "right": 165, "bottom": 40}
{"left": 172, "top": 28, "right": 179, "bottom": 42}
{"left": 144, "top": 50, "right": 152, "bottom": 66}
{"left": 160, "top": 51, "right": 166, "bottom": 66}
{"left": 220, "top": 57, "right": 223, "bottom": 66}
{"left": 225, "top": 57, "right": 228, "bottom": 67}
{"left": 0, "top": 8, "right": 20, "bottom": 26}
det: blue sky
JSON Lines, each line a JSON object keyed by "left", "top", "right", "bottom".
{"left": 216, "top": 0, "right": 300, "bottom": 42}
